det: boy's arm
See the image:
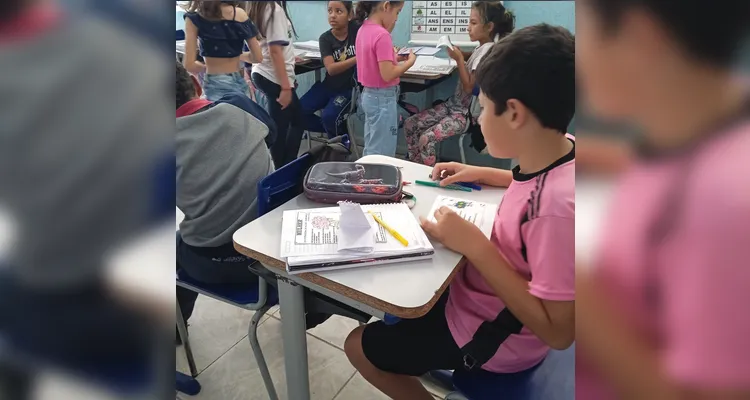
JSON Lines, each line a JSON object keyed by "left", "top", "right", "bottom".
{"left": 463, "top": 216, "right": 575, "bottom": 350}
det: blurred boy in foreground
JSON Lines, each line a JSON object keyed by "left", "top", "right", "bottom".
{"left": 576, "top": 0, "right": 750, "bottom": 398}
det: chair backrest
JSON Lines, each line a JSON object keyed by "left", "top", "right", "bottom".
{"left": 453, "top": 344, "right": 575, "bottom": 400}
{"left": 257, "top": 153, "right": 315, "bottom": 217}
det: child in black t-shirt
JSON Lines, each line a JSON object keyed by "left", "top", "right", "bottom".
{"left": 299, "top": 1, "right": 360, "bottom": 139}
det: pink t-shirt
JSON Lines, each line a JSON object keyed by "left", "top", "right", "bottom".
{"left": 355, "top": 20, "right": 399, "bottom": 88}
{"left": 577, "top": 119, "right": 750, "bottom": 397}
{"left": 445, "top": 138, "right": 576, "bottom": 373}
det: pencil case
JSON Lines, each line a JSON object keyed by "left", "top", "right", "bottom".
{"left": 303, "top": 162, "right": 403, "bottom": 204}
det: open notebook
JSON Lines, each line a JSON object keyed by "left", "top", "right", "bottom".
{"left": 280, "top": 203, "right": 434, "bottom": 274}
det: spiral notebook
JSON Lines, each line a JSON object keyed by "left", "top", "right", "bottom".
{"left": 280, "top": 202, "right": 434, "bottom": 274}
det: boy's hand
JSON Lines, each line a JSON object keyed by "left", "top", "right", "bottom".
{"left": 431, "top": 162, "right": 483, "bottom": 186}
{"left": 420, "top": 207, "right": 485, "bottom": 255}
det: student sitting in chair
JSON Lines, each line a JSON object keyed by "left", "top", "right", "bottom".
{"left": 404, "top": 1, "right": 514, "bottom": 166}
{"left": 344, "top": 24, "right": 575, "bottom": 400}
{"left": 299, "top": 1, "right": 360, "bottom": 139}
{"left": 176, "top": 63, "right": 329, "bottom": 335}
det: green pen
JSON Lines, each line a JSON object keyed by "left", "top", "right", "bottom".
{"left": 414, "top": 180, "right": 472, "bottom": 192}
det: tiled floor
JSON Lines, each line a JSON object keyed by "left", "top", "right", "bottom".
{"left": 177, "top": 297, "right": 450, "bottom": 400}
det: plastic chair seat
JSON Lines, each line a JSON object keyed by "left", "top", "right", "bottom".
{"left": 176, "top": 269, "right": 278, "bottom": 307}
{"left": 0, "top": 332, "right": 153, "bottom": 395}
{"left": 451, "top": 344, "right": 575, "bottom": 400}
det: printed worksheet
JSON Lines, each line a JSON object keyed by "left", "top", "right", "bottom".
{"left": 280, "top": 205, "right": 423, "bottom": 258}
{"left": 427, "top": 196, "right": 499, "bottom": 238}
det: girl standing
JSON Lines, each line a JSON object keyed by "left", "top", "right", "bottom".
{"left": 355, "top": 1, "right": 415, "bottom": 157}
{"left": 299, "top": 1, "right": 360, "bottom": 139}
{"left": 404, "top": 1, "right": 514, "bottom": 166}
{"left": 247, "top": 1, "right": 304, "bottom": 168}
{"left": 183, "top": 1, "right": 262, "bottom": 101}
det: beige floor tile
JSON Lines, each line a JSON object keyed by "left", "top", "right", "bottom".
{"left": 333, "top": 373, "right": 389, "bottom": 400}
{"left": 191, "top": 317, "right": 356, "bottom": 400}
{"left": 175, "top": 296, "right": 271, "bottom": 375}
{"left": 307, "top": 315, "right": 361, "bottom": 350}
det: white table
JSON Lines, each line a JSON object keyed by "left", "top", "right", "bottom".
{"left": 233, "top": 154, "right": 506, "bottom": 400}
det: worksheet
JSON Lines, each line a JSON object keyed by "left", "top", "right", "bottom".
{"left": 280, "top": 204, "right": 427, "bottom": 258}
{"left": 427, "top": 196, "right": 499, "bottom": 238}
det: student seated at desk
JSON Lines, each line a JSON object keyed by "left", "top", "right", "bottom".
{"left": 575, "top": 0, "right": 750, "bottom": 398}
{"left": 299, "top": 1, "right": 360, "bottom": 139}
{"left": 176, "top": 63, "right": 330, "bottom": 333}
{"left": 405, "top": 1, "right": 514, "bottom": 166}
{"left": 183, "top": 1, "right": 263, "bottom": 100}
{"left": 344, "top": 24, "right": 575, "bottom": 400}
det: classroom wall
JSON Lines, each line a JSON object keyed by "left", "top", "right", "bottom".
{"left": 289, "top": 1, "right": 576, "bottom": 105}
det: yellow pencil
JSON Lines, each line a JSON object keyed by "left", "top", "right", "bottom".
{"left": 369, "top": 212, "right": 409, "bottom": 247}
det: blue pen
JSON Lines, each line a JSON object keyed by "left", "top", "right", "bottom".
{"left": 456, "top": 182, "right": 482, "bottom": 191}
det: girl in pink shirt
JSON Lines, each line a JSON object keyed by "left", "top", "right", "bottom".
{"left": 576, "top": 0, "right": 750, "bottom": 398}
{"left": 354, "top": 1, "right": 415, "bottom": 157}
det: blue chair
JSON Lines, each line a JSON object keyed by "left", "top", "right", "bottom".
{"left": 176, "top": 265, "right": 278, "bottom": 398}
{"left": 257, "top": 152, "right": 315, "bottom": 217}
{"left": 440, "top": 344, "right": 575, "bottom": 400}
{"left": 0, "top": 265, "right": 159, "bottom": 398}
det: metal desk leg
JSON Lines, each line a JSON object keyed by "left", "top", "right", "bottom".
{"left": 278, "top": 278, "right": 310, "bottom": 400}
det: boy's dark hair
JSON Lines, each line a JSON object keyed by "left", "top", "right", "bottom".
{"left": 476, "top": 24, "right": 575, "bottom": 134}
{"left": 176, "top": 62, "right": 197, "bottom": 110}
{"left": 355, "top": 1, "right": 403, "bottom": 22}
{"left": 588, "top": 0, "right": 750, "bottom": 66}
{"left": 472, "top": 1, "right": 515, "bottom": 42}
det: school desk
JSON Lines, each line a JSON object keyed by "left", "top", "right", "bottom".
{"left": 232, "top": 154, "right": 506, "bottom": 400}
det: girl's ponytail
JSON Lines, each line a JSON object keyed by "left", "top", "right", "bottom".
{"left": 355, "top": 1, "right": 375, "bottom": 22}
{"left": 472, "top": 1, "right": 515, "bottom": 43}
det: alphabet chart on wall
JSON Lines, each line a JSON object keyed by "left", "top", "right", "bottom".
{"left": 410, "top": 0, "right": 476, "bottom": 45}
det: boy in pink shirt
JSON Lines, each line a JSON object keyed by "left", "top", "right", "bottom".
{"left": 576, "top": 0, "right": 750, "bottom": 398}
{"left": 345, "top": 24, "right": 575, "bottom": 400}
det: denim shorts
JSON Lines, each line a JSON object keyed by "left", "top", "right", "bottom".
{"left": 203, "top": 71, "right": 249, "bottom": 101}
{"left": 360, "top": 86, "right": 400, "bottom": 157}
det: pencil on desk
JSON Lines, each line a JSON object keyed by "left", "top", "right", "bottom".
{"left": 369, "top": 212, "right": 409, "bottom": 247}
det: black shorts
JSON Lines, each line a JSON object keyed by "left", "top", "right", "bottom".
{"left": 361, "top": 293, "right": 466, "bottom": 376}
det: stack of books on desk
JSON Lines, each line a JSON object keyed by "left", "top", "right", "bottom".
{"left": 407, "top": 56, "right": 457, "bottom": 76}
{"left": 279, "top": 202, "right": 434, "bottom": 274}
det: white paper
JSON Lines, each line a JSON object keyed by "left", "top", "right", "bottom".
{"left": 337, "top": 202, "right": 376, "bottom": 253}
{"left": 436, "top": 35, "right": 455, "bottom": 50}
{"left": 280, "top": 204, "right": 431, "bottom": 259}
{"left": 399, "top": 47, "right": 441, "bottom": 56}
{"left": 295, "top": 40, "right": 320, "bottom": 51}
{"left": 408, "top": 56, "right": 457, "bottom": 75}
{"left": 427, "top": 196, "right": 498, "bottom": 238}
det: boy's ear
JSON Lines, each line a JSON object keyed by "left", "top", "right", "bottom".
{"left": 506, "top": 99, "right": 526, "bottom": 129}
{"left": 191, "top": 74, "right": 203, "bottom": 98}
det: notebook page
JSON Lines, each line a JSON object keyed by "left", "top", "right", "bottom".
{"left": 427, "top": 196, "right": 498, "bottom": 238}
{"left": 280, "top": 203, "right": 431, "bottom": 258}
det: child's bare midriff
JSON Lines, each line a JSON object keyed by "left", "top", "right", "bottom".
{"left": 203, "top": 56, "right": 244, "bottom": 75}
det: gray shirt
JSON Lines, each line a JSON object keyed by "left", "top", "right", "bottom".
{"left": 176, "top": 103, "right": 274, "bottom": 247}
